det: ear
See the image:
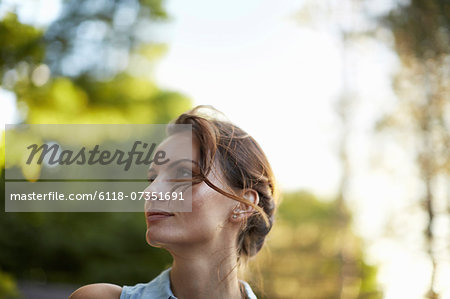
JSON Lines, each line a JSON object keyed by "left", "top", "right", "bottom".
{"left": 241, "top": 189, "right": 259, "bottom": 212}
{"left": 230, "top": 189, "right": 259, "bottom": 222}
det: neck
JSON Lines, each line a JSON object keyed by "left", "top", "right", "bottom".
{"left": 168, "top": 244, "right": 243, "bottom": 299}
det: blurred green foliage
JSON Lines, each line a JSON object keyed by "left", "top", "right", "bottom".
{"left": 0, "top": 13, "right": 44, "bottom": 77}
{"left": 0, "top": 0, "right": 190, "bottom": 126}
{"left": 248, "top": 191, "right": 382, "bottom": 299}
{"left": 0, "top": 268, "right": 21, "bottom": 299}
{"left": 0, "top": 169, "right": 172, "bottom": 285}
{"left": 0, "top": 0, "right": 189, "bottom": 291}
{"left": 1, "top": 1, "right": 382, "bottom": 298}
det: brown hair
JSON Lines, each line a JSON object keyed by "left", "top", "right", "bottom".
{"left": 168, "top": 105, "right": 278, "bottom": 262}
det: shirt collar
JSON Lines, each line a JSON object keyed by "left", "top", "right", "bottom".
{"left": 155, "top": 267, "right": 177, "bottom": 299}
{"left": 156, "top": 267, "right": 258, "bottom": 299}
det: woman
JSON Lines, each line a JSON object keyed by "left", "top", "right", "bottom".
{"left": 70, "top": 106, "right": 277, "bottom": 299}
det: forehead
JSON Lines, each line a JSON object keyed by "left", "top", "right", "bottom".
{"left": 155, "top": 132, "right": 197, "bottom": 162}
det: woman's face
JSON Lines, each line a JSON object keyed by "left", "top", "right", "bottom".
{"left": 144, "top": 132, "right": 239, "bottom": 251}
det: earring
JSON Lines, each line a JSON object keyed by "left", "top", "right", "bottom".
{"left": 232, "top": 214, "right": 237, "bottom": 219}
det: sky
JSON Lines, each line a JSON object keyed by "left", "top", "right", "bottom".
{"left": 156, "top": 0, "right": 345, "bottom": 194}
{"left": 1, "top": 0, "right": 449, "bottom": 298}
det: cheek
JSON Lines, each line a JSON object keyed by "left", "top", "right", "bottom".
{"left": 190, "top": 184, "right": 224, "bottom": 219}
{"left": 192, "top": 191, "right": 207, "bottom": 210}
{"left": 181, "top": 188, "right": 229, "bottom": 237}
{"left": 189, "top": 187, "right": 234, "bottom": 232}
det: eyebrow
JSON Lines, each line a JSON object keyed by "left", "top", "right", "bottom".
{"left": 147, "top": 159, "right": 198, "bottom": 174}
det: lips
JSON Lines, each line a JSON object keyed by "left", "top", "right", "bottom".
{"left": 146, "top": 210, "right": 175, "bottom": 222}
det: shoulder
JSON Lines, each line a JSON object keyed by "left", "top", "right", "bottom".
{"left": 120, "top": 268, "right": 174, "bottom": 298}
{"left": 69, "top": 283, "right": 122, "bottom": 299}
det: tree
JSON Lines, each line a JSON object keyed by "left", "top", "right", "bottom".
{"left": 375, "top": 1, "right": 450, "bottom": 298}
{"left": 295, "top": 1, "right": 374, "bottom": 297}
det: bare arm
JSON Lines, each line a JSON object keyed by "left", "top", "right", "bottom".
{"left": 69, "top": 283, "right": 122, "bottom": 299}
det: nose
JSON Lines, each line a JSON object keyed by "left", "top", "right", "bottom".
{"left": 143, "top": 177, "right": 176, "bottom": 212}
{"left": 143, "top": 176, "right": 192, "bottom": 213}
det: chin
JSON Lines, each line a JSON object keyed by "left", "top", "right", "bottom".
{"left": 146, "top": 229, "right": 170, "bottom": 248}
{"left": 146, "top": 234, "right": 163, "bottom": 248}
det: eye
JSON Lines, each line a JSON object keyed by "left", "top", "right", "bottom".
{"left": 176, "top": 167, "right": 191, "bottom": 178}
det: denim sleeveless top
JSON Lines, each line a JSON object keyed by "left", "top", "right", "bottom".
{"left": 120, "top": 267, "right": 257, "bottom": 299}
